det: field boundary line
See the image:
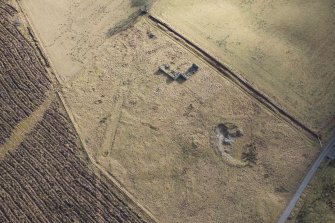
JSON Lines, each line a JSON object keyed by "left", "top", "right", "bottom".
{"left": 146, "top": 14, "right": 319, "bottom": 141}
{"left": 14, "top": 0, "right": 64, "bottom": 87}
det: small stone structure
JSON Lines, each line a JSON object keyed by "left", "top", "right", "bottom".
{"left": 181, "top": 63, "right": 199, "bottom": 80}
{"left": 159, "top": 63, "right": 199, "bottom": 80}
{"left": 216, "top": 123, "right": 244, "bottom": 146}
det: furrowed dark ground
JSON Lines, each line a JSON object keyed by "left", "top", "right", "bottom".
{"left": 0, "top": 100, "right": 147, "bottom": 222}
{"left": 0, "top": 2, "right": 51, "bottom": 145}
{"left": 0, "top": 1, "right": 151, "bottom": 222}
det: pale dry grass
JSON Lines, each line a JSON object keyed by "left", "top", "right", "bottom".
{"left": 18, "top": 1, "right": 324, "bottom": 222}
{"left": 20, "top": 0, "right": 146, "bottom": 82}
{"left": 62, "top": 20, "right": 319, "bottom": 223}
{"left": 152, "top": 0, "right": 335, "bottom": 134}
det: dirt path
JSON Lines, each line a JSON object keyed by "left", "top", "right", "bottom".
{"left": 99, "top": 87, "right": 126, "bottom": 158}
{"left": 0, "top": 92, "right": 54, "bottom": 159}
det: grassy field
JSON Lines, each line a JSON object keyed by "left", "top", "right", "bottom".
{"left": 61, "top": 19, "right": 320, "bottom": 222}
{"left": 17, "top": 0, "right": 328, "bottom": 222}
{"left": 151, "top": 0, "right": 335, "bottom": 135}
{"left": 20, "top": 0, "right": 149, "bottom": 82}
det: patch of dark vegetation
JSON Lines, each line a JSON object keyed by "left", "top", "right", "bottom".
{"left": 106, "top": 10, "right": 141, "bottom": 37}
{"left": 131, "top": 0, "right": 149, "bottom": 7}
{"left": 107, "top": 0, "right": 153, "bottom": 37}
{"left": 241, "top": 143, "right": 257, "bottom": 165}
{"left": 275, "top": 185, "right": 289, "bottom": 193}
